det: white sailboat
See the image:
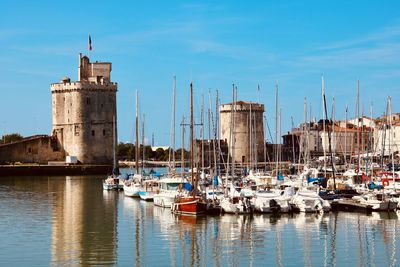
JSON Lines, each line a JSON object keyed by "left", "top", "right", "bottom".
{"left": 103, "top": 115, "right": 122, "bottom": 190}
{"left": 124, "top": 90, "right": 143, "bottom": 197}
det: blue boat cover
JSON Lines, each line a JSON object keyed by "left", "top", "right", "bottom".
{"left": 307, "top": 176, "right": 326, "bottom": 184}
{"left": 183, "top": 183, "right": 193, "bottom": 191}
{"left": 213, "top": 175, "right": 219, "bottom": 186}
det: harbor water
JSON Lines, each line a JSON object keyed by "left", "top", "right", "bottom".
{"left": 0, "top": 174, "right": 399, "bottom": 266}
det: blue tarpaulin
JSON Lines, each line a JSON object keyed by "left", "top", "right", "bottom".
{"left": 213, "top": 175, "right": 219, "bottom": 186}
{"left": 307, "top": 176, "right": 326, "bottom": 184}
{"left": 183, "top": 183, "right": 193, "bottom": 191}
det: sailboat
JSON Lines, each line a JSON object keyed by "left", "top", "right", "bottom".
{"left": 219, "top": 85, "right": 253, "bottom": 214}
{"left": 124, "top": 90, "right": 142, "bottom": 197}
{"left": 103, "top": 115, "right": 123, "bottom": 190}
{"left": 171, "top": 82, "right": 207, "bottom": 215}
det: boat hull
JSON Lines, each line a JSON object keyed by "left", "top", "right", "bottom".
{"left": 139, "top": 191, "right": 154, "bottom": 201}
{"left": 123, "top": 184, "right": 140, "bottom": 197}
{"left": 154, "top": 194, "right": 176, "bottom": 208}
{"left": 171, "top": 197, "right": 207, "bottom": 215}
{"left": 103, "top": 183, "right": 117, "bottom": 190}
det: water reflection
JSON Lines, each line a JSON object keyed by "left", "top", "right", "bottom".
{"left": 0, "top": 176, "right": 400, "bottom": 266}
{"left": 50, "top": 176, "right": 118, "bottom": 266}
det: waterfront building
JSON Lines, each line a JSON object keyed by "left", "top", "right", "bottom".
{"left": 219, "top": 101, "right": 265, "bottom": 166}
{"left": 51, "top": 54, "right": 118, "bottom": 164}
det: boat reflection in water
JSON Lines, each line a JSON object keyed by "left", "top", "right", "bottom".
{"left": 0, "top": 175, "right": 399, "bottom": 266}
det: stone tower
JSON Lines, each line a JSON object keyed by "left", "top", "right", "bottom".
{"left": 51, "top": 54, "right": 117, "bottom": 164}
{"left": 220, "top": 101, "right": 265, "bottom": 165}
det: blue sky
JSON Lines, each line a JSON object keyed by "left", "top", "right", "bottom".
{"left": 1, "top": 1, "right": 400, "bottom": 146}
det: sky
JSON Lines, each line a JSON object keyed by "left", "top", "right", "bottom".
{"left": 1, "top": 1, "right": 400, "bottom": 146}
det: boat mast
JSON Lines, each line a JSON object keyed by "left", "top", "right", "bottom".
{"left": 322, "top": 76, "right": 327, "bottom": 177}
{"left": 389, "top": 96, "right": 395, "bottom": 185}
{"left": 181, "top": 115, "right": 185, "bottom": 179}
{"left": 365, "top": 104, "right": 374, "bottom": 178}
{"left": 208, "top": 91, "right": 216, "bottom": 177}
{"left": 190, "top": 82, "right": 196, "bottom": 194}
{"left": 254, "top": 108, "right": 258, "bottom": 170}
{"left": 275, "top": 81, "right": 279, "bottom": 175}
{"left": 208, "top": 90, "right": 212, "bottom": 170}
{"left": 216, "top": 90, "right": 220, "bottom": 178}
{"left": 112, "top": 115, "right": 117, "bottom": 174}
{"left": 135, "top": 90, "right": 140, "bottom": 175}
{"left": 201, "top": 94, "right": 205, "bottom": 174}
{"left": 142, "top": 114, "right": 145, "bottom": 171}
{"left": 291, "top": 116, "right": 296, "bottom": 164}
{"left": 344, "top": 105, "right": 348, "bottom": 167}
{"left": 173, "top": 76, "right": 176, "bottom": 169}
{"left": 231, "top": 86, "right": 237, "bottom": 178}
{"left": 279, "top": 106, "right": 282, "bottom": 172}
{"left": 264, "top": 115, "right": 267, "bottom": 170}
{"left": 357, "top": 80, "right": 361, "bottom": 174}
{"left": 332, "top": 96, "right": 336, "bottom": 168}
{"left": 323, "top": 88, "right": 336, "bottom": 190}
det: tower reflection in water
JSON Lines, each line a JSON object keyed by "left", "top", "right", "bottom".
{"left": 50, "top": 176, "right": 118, "bottom": 266}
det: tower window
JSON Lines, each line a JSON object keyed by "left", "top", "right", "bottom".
{"left": 87, "top": 97, "right": 91, "bottom": 105}
{"left": 74, "top": 125, "right": 80, "bottom": 136}
{"left": 103, "top": 129, "right": 106, "bottom": 136}
{"left": 92, "top": 130, "right": 95, "bottom": 136}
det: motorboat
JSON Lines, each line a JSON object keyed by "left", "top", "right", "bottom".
{"left": 290, "top": 187, "right": 331, "bottom": 213}
{"left": 138, "top": 179, "right": 159, "bottom": 201}
{"left": 153, "top": 177, "right": 190, "bottom": 208}
{"left": 123, "top": 173, "right": 142, "bottom": 197}
{"left": 253, "top": 188, "right": 291, "bottom": 213}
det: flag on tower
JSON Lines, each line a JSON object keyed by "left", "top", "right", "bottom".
{"left": 88, "top": 34, "right": 92, "bottom": 51}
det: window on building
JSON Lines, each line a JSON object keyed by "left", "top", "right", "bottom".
{"left": 92, "top": 130, "right": 95, "bottom": 136}
{"left": 28, "top": 147, "right": 32, "bottom": 153}
{"left": 75, "top": 125, "right": 80, "bottom": 136}
{"left": 103, "top": 129, "right": 106, "bottom": 136}
{"left": 87, "top": 97, "right": 91, "bottom": 105}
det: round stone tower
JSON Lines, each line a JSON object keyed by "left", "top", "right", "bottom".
{"left": 50, "top": 54, "right": 117, "bottom": 164}
{"left": 220, "top": 101, "right": 265, "bottom": 165}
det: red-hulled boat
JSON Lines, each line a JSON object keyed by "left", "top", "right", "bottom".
{"left": 171, "top": 82, "right": 207, "bottom": 216}
{"left": 171, "top": 196, "right": 207, "bottom": 215}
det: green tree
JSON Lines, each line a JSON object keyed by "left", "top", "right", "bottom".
{"left": 1, "top": 133, "right": 23, "bottom": 144}
{"left": 117, "top": 142, "right": 135, "bottom": 160}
